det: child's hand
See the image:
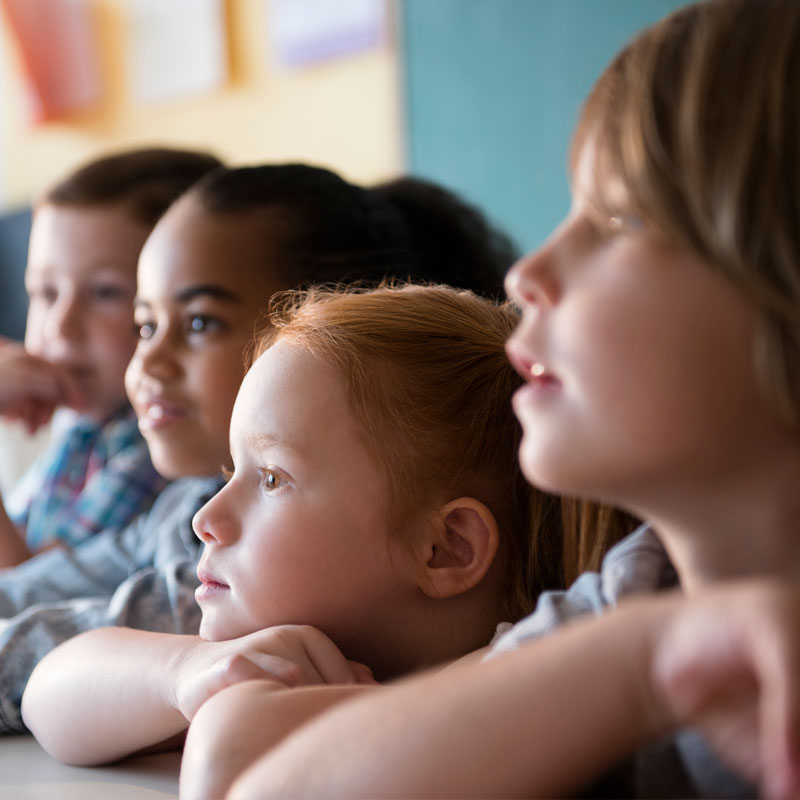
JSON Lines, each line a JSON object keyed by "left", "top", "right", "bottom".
{"left": 174, "top": 624, "right": 375, "bottom": 720}
{"left": 650, "top": 580, "right": 800, "bottom": 800}
{"left": 0, "top": 339, "right": 83, "bottom": 430}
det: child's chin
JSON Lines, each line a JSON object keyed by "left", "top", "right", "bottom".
{"left": 198, "top": 619, "right": 224, "bottom": 642}
{"left": 148, "top": 446, "right": 223, "bottom": 481}
{"left": 147, "top": 449, "right": 188, "bottom": 481}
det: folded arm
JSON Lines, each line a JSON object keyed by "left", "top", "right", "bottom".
{"left": 22, "top": 628, "right": 195, "bottom": 764}
{"left": 226, "top": 600, "right": 669, "bottom": 799}
{"left": 228, "top": 582, "right": 800, "bottom": 799}
{"left": 22, "top": 624, "right": 373, "bottom": 766}
{"left": 182, "top": 653, "right": 493, "bottom": 798}
{"left": 182, "top": 681, "right": 377, "bottom": 800}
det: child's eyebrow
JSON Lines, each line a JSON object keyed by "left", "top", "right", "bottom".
{"left": 247, "top": 431, "right": 306, "bottom": 459}
{"left": 174, "top": 284, "right": 242, "bottom": 304}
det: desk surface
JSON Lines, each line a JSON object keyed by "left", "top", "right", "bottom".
{"left": 0, "top": 735, "right": 179, "bottom": 799}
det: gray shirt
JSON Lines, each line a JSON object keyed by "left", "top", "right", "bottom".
{"left": 487, "top": 526, "right": 755, "bottom": 799}
{"left": 0, "top": 476, "right": 222, "bottom": 733}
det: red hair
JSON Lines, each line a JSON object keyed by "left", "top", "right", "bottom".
{"left": 256, "top": 283, "right": 563, "bottom": 621}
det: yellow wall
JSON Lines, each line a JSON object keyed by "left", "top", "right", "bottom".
{"left": 0, "top": 0, "right": 404, "bottom": 209}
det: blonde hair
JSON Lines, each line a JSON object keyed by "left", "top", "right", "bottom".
{"left": 562, "top": 500, "right": 640, "bottom": 586}
{"left": 254, "top": 283, "right": 565, "bottom": 622}
{"left": 574, "top": 0, "right": 800, "bottom": 429}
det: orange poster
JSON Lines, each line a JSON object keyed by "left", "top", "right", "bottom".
{"left": 1, "top": 0, "right": 101, "bottom": 122}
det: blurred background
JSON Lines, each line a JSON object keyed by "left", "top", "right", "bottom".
{"left": 0, "top": 0, "right": 685, "bottom": 343}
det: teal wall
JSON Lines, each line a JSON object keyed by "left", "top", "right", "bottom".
{"left": 401, "top": 0, "right": 687, "bottom": 253}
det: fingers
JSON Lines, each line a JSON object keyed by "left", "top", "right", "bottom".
{"left": 653, "top": 583, "right": 800, "bottom": 799}
{"left": 36, "top": 361, "right": 85, "bottom": 413}
{"left": 348, "top": 660, "right": 377, "bottom": 685}
{"left": 243, "top": 625, "right": 373, "bottom": 687}
{"left": 0, "top": 375, "right": 58, "bottom": 414}
{"left": 53, "top": 368, "right": 85, "bottom": 412}
{"left": 181, "top": 654, "right": 290, "bottom": 721}
{"left": 653, "top": 597, "right": 754, "bottom": 720}
{"left": 33, "top": 398, "right": 57, "bottom": 430}
{"left": 0, "top": 356, "right": 72, "bottom": 418}
{"left": 222, "top": 653, "right": 292, "bottom": 688}
{"left": 20, "top": 398, "right": 56, "bottom": 434}
{"left": 233, "top": 652, "right": 316, "bottom": 688}
{"left": 293, "top": 626, "right": 368, "bottom": 685}
{"left": 227, "top": 649, "right": 376, "bottom": 690}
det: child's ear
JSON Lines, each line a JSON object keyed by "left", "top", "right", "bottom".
{"left": 419, "top": 497, "right": 499, "bottom": 600}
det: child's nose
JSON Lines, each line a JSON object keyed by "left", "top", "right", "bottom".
{"left": 47, "top": 293, "right": 83, "bottom": 341}
{"left": 138, "top": 331, "right": 182, "bottom": 382}
{"left": 505, "top": 243, "right": 560, "bottom": 308}
{"left": 192, "top": 487, "right": 239, "bottom": 546}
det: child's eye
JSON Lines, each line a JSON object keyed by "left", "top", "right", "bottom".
{"left": 28, "top": 285, "right": 58, "bottom": 304}
{"left": 184, "top": 314, "right": 225, "bottom": 336}
{"left": 135, "top": 320, "right": 156, "bottom": 340}
{"left": 258, "top": 468, "right": 284, "bottom": 492}
{"left": 92, "top": 284, "right": 127, "bottom": 302}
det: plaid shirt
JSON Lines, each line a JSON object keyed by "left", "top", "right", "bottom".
{"left": 6, "top": 406, "right": 166, "bottom": 551}
{"left": 0, "top": 475, "right": 222, "bottom": 733}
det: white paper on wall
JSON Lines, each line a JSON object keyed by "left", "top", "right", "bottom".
{"left": 124, "top": 0, "right": 227, "bottom": 104}
{"left": 267, "top": 0, "right": 386, "bottom": 67}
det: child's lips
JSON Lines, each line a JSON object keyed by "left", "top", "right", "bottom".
{"left": 136, "top": 398, "right": 189, "bottom": 430}
{"left": 506, "top": 342, "right": 560, "bottom": 386}
{"left": 196, "top": 567, "right": 230, "bottom": 600}
{"left": 527, "top": 364, "right": 561, "bottom": 389}
{"left": 506, "top": 344, "right": 562, "bottom": 412}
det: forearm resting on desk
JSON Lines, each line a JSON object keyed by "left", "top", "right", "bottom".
{"left": 181, "top": 681, "right": 377, "bottom": 800}
{"left": 227, "top": 599, "right": 674, "bottom": 799}
{"left": 229, "top": 582, "right": 800, "bottom": 799}
{"left": 22, "top": 628, "right": 195, "bottom": 765}
{"left": 22, "top": 623, "right": 376, "bottom": 768}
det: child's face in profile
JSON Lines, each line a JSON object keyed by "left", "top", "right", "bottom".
{"left": 192, "top": 339, "right": 422, "bottom": 666}
{"left": 125, "top": 195, "right": 284, "bottom": 480}
{"left": 24, "top": 202, "right": 148, "bottom": 420}
{"left": 503, "top": 138, "right": 775, "bottom": 510}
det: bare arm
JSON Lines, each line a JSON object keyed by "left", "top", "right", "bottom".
{"left": 228, "top": 598, "right": 675, "bottom": 799}
{"left": 22, "top": 625, "right": 371, "bottom": 766}
{"left": 22, "top": 628, "right": 200, "bottom": 764}
{"left": 230, "top": 582, "right": 800, "bottom": 800}
{"left": 181, "top": 653, "right": 486, "bottom": 798}
{"left": 182, "top": 681, "right": 377, "bottom": 800}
